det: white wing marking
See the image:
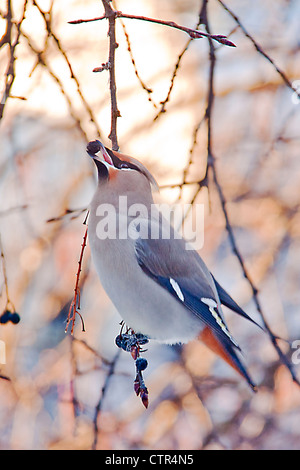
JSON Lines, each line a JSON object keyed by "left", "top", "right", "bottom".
{"left": 170, "top": 278, "right": 185, "bottom": 302}
{"left": 201, "top": 297, "right": 239, "bottom": 347}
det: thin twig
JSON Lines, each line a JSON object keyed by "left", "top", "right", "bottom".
{"left": 0, "top": 204, "right": 28, "bottom": 218}
{"left": 21, "top": 29, "right": 88, "bottom": 141}
{"left": 119, "top": 17, "right": 158, "bottom": 109}
{"left": 65, "top": 227, "right": 88, "bottom": 335}
{"left": 68, "top": 10, "right": 236, "bottom": 47}
{"left": 112, "top": 0, "right": 156, "bottom": 108}
{"left": 92, "top": 350, "right": 121, "bottom": 450}
{"left": 178, "top": 115, "right": 206, "bottom": 201}
{"left": 72, "top": 337, "right": 112, "bottom": 365}
{"left": 217, "top": 0, "right": 300, "bottom": 99}
{"left": 154, "top": 40, "right": 192, "bottom": 120}
{"left": 154, "top": 7, "right": 205, "bottom": 122}
{"left": 101, "top": 0, "right": 120, "bottom": 151}
{"left": 47, "top": 207, "right": 88, "bottom": 223}
{"left": 0, "top": 234, "right": 15, "bottom": 312}
{"left": 0, "top": 0, "right": 28, "bottom": 121}
{"left": 0, "top": 374, "right": 11, "bottom": 381}
{"left": 69, "top": 336, "right": 81, "bottom": 420}
{"left": 32, "top": 0, "right": 102, "bottom": 138}
{"left": 177, "top": 1, "right": 213, "bottom": 220}
{"left": 159, "top": 180, "right": 200, "bottom": 190}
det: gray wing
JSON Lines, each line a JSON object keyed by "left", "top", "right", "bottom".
{"left": 133, "top": 219, "right": 258, "bottom": 390}
{"left": 134, "top": 232, "right": 240, "bottom": 349}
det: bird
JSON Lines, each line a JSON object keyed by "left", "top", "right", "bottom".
{"left": 87, "top": 139, "right": 261, "bottom": 391}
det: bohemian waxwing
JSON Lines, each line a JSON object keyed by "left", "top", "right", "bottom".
{"left": 87, "top": 140, "right": 260, "bottom": 391}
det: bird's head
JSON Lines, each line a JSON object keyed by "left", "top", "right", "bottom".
{"left": 87, "top": 140, "right": 158, "bottom": 193}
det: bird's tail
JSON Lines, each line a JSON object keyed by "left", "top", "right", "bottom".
{"left": 199, "top": 327, "right": 257, "bottom": 391}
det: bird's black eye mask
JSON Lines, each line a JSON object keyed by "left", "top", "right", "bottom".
{"left": 104, "top": 147, "right": 142, "bottom": 173}
{"left": 87, "top": 140, "right": 141, "bottom": 172}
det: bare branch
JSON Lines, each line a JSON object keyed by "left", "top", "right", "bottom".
{"left": 68, "top": 10, "right": 236, "bottom": 48}
{"left": 217, "top": 0, "right": 300, "bottom": 99}
{"left": 101, "top": 0, "right": 120, "bottom": 151}
{"left": 32, "top": 0, "right": 103, "bottom": 138}
{"left": 153, "top": 7, "right": 204, "bottom": 122}
{"left": 65, "top": 227, "right": 88, "bottom": 335}
{"left": 118, "top": 17, "right": 157, "bottom": 109}
{"left": 21, "top": 29, "right": 89, "bottom": 141}
{"left": 0, "top": 0, "right": 28, "bottom": 121}
{"left": 0, "top": 234, "right": 16, "bottom": 313}
{"left": 92, "top": 349, "right": 121, "bottom": 450}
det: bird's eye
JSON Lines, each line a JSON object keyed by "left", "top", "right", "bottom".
{"left": 119, "top": 161, "right": 140, "bottom": 172}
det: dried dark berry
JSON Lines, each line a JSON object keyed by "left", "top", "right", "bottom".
{"left": 115, "top": 334, "right": 123, "bottom": 349}
{"left": 0, "top": 310, "right": 11, "bottom": 324}
{"left": 136, "top": 357, "right": 148, "bottom": 372}
{"left": 0, "top": 310, "right": 20, "bottom": 324}
{"left": 10, "top": 313, "right": 20, "bottom": 324}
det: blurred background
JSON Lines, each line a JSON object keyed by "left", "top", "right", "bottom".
{"left": 0, "top": 0, "right": 300, "bottom": 450}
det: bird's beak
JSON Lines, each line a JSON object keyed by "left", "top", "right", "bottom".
{"left": 87, "top": 140, "right": 114, "bottom": 167}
